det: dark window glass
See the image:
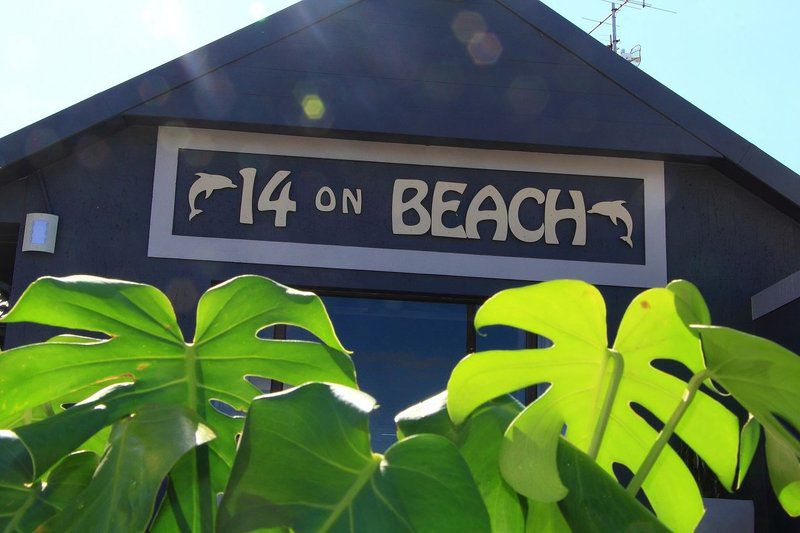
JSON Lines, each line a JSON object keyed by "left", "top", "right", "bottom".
{"left": 290, "top": 297, "right": 466, "bottom": 451}
{"left": 0, "top": 223, "right": 18, "bottom": 350}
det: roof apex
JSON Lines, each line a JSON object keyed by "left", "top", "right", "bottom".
{"left": 498, "top": 0, "right": 800, "bottom": 211}
{"left": 1, "top": 0, "right": 797, "bottom": 218}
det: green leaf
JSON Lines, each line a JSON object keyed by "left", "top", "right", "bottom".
{"left": 737, "top": 416, "right": 761, "bottom": 489}
{"left": 43, "top": 404, "right": 215, "bottom": 532}
{"left": 554, "top": 438, "right": 669, "bottom": 532}
{"left": 448, "top": 280, "right": 738, "bottom": 532}
{"left": 765, "top": 431, "right": 800, "bottom": 517}
{"left": 0, "top": 430, "right": 32, "bottom": 486}
{"left": 0, "top": 451, "right": 99, "bottom": 532}
{"left": 218, "top": 382, "right": 490, "bottom": 533}
{"left": 398, "top": 393, "right": 667, "bottom": 532}
{"left": 526, "top": 501, "right": 570, "bottom": 533}
{"left": 695, "top": 325, "right": 800, "bottom": 516}
{"left": 0, "top": 275, "right": 356, "bottom": 526}
{"left": 1, "top": 383, "right": 136, "bottom": 483}
{"left": 396, "top": 392, "right": 525, "bottom": 532}
{"left": 396, "top": 392, "right": 666, "bottom": 532}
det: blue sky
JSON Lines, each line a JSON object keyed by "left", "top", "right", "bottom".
{"left": 1, "top": 1, "right": 797, "bottom": 173}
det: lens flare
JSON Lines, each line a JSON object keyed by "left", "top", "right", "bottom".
{"left": 301, "top": 94, "right": 326, "bottom": 120}
{"left": 468, "top": 32, "right": 503, "bottom": 66}
{"left": 452, "top": 11, "right": 486, "bottom": 44}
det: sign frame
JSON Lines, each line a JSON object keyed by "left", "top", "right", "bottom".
{"left": 148, "top": 126, "right": 667, "bottom": 287}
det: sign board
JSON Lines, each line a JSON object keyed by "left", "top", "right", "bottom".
{"left": 149, "top": 127, "right": 666, "bottom": 287}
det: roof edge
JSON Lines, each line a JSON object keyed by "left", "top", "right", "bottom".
{"left": 496, "top": 0, "right": 800, "bottom": 209}
{"left": 0, "top": 0, "right": 363, "bottom": 184}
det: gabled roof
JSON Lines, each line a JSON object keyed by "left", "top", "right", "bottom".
{"left": 2, "top": 0, "right": 798, "bottom": 218}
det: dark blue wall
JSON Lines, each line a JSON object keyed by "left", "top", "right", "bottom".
{"left": 9, "top": 126, "right": 800, "bottom": 339}
{"left": 0, "top": 179, "right": 26, "bottom": 223}
{"left": 128, "top": 0, "right": 716, "bottom": 158}
{"left": 665, "top": 161, "right": 800, "bottom": 329}
{"left": 5, "top": 125, "right": 649, "bottom": 340}
{"left": 4, "top": 122, "right": 800, "bottom": 529}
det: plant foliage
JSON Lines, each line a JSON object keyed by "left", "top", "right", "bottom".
{"left": 2, "top": 274, "right": 800, "bottom": 532}
{"left": 0, "top": 450, "right": 97, "bottom": 531}
{"left": 696, "top": 326, "right": 800, "bottom": 516}
{"left": 0, "top": 275, "right": 355, "bottom": 530}
{"left": 446, "top": 280, "right": 740, "bottom": 532}
{"left": 396, "top": 392, "right": 668, "bottom": 532}
{"left": 218, "top": 382, "right": 490, "bottom": 533}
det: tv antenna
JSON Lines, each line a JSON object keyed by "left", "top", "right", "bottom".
{"left": 588, "top": 1, "right": 676, "bottom": 66}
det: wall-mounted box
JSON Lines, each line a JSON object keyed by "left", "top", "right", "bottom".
{"left": 22, "top": 213, "right": 58, "bottom": 253}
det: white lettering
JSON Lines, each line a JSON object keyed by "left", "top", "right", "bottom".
{"left": 392, "top": 179, "right": 431, "bottom": 235}
{"left": 465, "top": 185, "right": 508, "bottom": 241}
{"left": 315, "top": 186, "right": 336, "bottom": 212}
{"left": 544, "top": 189, "right": 586, "bottom": 246}
{"left": 431, "top": 181, "right": 467, "bottom": 239}
{"left": 508, "top": 187, "right": 545, "bottom": 242}
{"left": 257, "top": 170, "right": 296, "bottom": 227}
{"left": 238, "top": 168, "right": 256, "bottom": 225}
{"left": 342, "top": 188, "right": 362, "bottom": 214}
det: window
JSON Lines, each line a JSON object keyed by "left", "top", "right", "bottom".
{"left": 286, "top": 292, "right": 534, "bottom": 451}
{"left": 0, "top": 222, "right": 19, "bottom": 349}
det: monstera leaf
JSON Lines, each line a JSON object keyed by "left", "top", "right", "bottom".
{"left": 447, "top": 280, "right": 739, "bottom": 532}
{"left": 0, "top": 382, "right": 136, "bottom": 491}
{"left": 396, "top": 392, "right": 525, "bottom": 532}
{"left": 396, "top": 392, "right": 667, "bottom": 532}
{"left": 217, "top": 382, "right": 490, "bottom": 533}
{"left": 696, "top": 326, "right": 800, "bottom": 516}
{"left": 44, "top": 404, "right": 214, "bottom": 533}
{"left": 0, "top": 450, "right": 98, "bottom": 532}
{"left": 0, "top": 275, "right": 356, "bottom": 529}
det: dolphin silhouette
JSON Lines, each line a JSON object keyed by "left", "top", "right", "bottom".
{"left": 587, "top": 200, "right": 634, "bottom": 248}
{"left": 188, "top": 173, "right": 238, "bottom": 221}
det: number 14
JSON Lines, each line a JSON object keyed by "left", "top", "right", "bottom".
{"left": 238, "top": 168, "right": 297, "bottom": 227}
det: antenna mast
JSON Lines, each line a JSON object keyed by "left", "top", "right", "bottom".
{"left": 610, "top": 2, "right": 619, "bottom": 53}
{"left": 587, "top": 0, "right": 676, "bottom": 66}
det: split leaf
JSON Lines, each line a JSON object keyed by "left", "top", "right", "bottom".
{"left": 398, "top": 392, "right": 667, "bottom": 532}
{"left": 0, "top": 451, "right": 98, "bottom": 532}
{"left": 43, "top": 404, "right": 214, "bottom": 532}
{"left": 448, "top": 280, "right": 739, "bottom": 532}
{"left": 696, "top": 325, "right": 800, "bottom": 516}
{"left": 0, "top": 275, "right": 355, "bottom": 527}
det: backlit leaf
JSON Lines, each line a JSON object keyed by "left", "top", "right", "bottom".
{"left": 0, "top": 451, "right": 98, "bottom": 532}
{"left": 396, "top": 392, "right": 525, "bottom": 532}
{"left": 696, "top": 325, "right": 800, "bottom": 516}
{"left": 0, "top": 275, "right": 355, "bottom": 527}
{"left": 737, "top": 416, "right": 761, "bottom": 489}
{"left": 397, "top": 392, "right": 667, "bottom": 532}
{"left": 43, "top": 404, "right": 214, "bottom": 532}
{"left": 1, "top": 383, "right": 136, "bottom": 483}
{"left": 448, "top": 280, "right": 739, "bottom": 532}
{"left": 218, "top": 382, "right": 490, "bottom": 533}
{"left": 765, "top": 431, "right": 800, "bottom": 517}
{"left": 555, "top": 438, "right": 668, "bottom": 532}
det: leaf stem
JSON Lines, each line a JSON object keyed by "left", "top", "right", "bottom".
{"left": 588, "top": 349, "right": 624, "bottom": 459}
{"left": 185, "top": 344, "right": 213, "bottom": 533}
{"left": 627, "top": 369, "right": 711, "bottom": 496}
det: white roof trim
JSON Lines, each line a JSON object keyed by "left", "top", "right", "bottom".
{"left": 751, "top": 270, "right": 800, "bottom": 319}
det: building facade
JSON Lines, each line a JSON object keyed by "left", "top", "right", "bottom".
{"left": 1, "top": 0, "right": 799, "bottom": 529}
